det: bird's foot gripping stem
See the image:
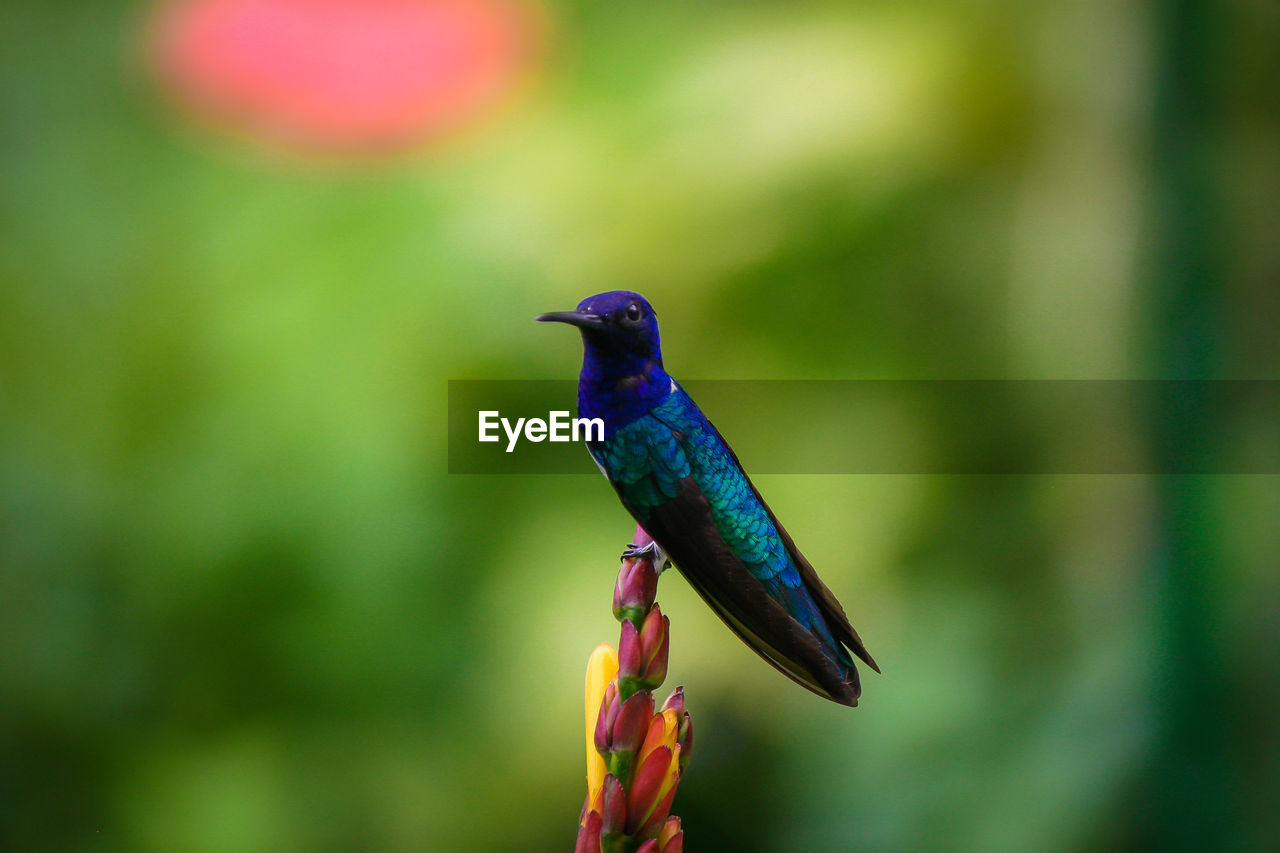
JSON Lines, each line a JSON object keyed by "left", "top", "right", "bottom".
{"left": 615, "top": 526, "right": 667, "bottom": 624}
{"left": 622, "top": 539, "right": 669, "bottom": 573}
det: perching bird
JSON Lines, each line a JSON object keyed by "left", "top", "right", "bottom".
{"left": 537, "top": 291, "right": 878, "bottom": 706}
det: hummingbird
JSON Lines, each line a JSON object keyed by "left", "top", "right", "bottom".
{"left": 537, "top": 291, "right": 878, "bottom": 706}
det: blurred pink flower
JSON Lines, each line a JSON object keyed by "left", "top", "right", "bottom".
{"left": 150, "top": 0, "right": 540, "bottom": 154}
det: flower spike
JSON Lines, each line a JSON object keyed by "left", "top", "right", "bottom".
{"left": 575, "top": 524, "right": 692, "bottom": 851}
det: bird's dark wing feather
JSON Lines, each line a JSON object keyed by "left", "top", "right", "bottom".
{"left": 655, "top": 393, "right": 879, "bottom": 675}
{"left": 755, "top": 495, "right": 879, "bottom": 673}
{"left": 733, "top": 464, "right": 880, "bottom": 674}
{"left": 634, "top": 476, "right": 863, "bottom": 705}
{"left": 593, "top": 388, "right": 873, "bottom": 706}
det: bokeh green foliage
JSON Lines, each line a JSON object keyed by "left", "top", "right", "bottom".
{"left": 2, "top": 1, "right": 1277, "bottom": 851}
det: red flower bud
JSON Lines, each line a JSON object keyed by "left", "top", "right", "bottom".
{"left": 631, "top": 525, "right": 656, "bottom": 552}
{"left": 639, "top": 606, "right": 670, "bottom": 687}
{"left": 618, "top": 618, "right": 644, "bottom": 682}
{"left": 596, "top": 688, "right": 654, "bottom": 783}
{"left": 600, "top": 773, "right": 626, "bottom": 837}
{"left": 625, "top": 745, "right": 673, "bottom": 835}
{"left": 657, "top": 816, "right": 683, "bottom": 853}
{"left": 611, "top": 691, "right": 655, "bottom": 761}
{"left": 575, "top": 809, "right": 602, "bottom": 853}
{"left": 634, "top": 770, "right": 679, "bottom": 839}
{"left": 594, "top": 682, "right": 619, "bottom": 756}
{"left": 620, "top": 606, "right": 671, "bottom": 695}
{"left": 676, "top": 719, "right": 692, "bottom": 771}
{"left": 613, "top": 554, "right": 658, "bottom": 623}
{"left": 640, "top": 607, "right": 663, "bottom": 651}
{"left": 662, "top": 687, "right": 693, "bottom": 770}
{"left": 660, "top": 686, "right": 684, "bottom": 716}
{"left": 625, "top": 710, "right": 682, "bottom": 836}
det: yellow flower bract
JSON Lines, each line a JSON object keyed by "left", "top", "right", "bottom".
{"left": 583, "top": 641, "right": 619, "bottom": 821}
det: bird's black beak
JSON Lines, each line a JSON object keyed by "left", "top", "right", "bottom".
{"left": 535, "top": 311, "right": 606, "bottom": 329}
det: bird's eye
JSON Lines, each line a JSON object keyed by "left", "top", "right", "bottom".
{"left": 626, "top": 302, "right": 642, "bottom": 322}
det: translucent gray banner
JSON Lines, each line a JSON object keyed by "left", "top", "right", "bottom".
{"left": 447, "top": 380, "right": 1279, "bottom": 474}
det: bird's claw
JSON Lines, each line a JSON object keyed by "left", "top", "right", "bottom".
{"left": 621, "top": 542, "right": 649, "bottom": 559}
{"left": 621, "top": 540, "right": 669, "bottom": 572}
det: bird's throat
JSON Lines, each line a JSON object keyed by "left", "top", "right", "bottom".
{"left": 577, "top": 356, "right": 672, "bottom": 433}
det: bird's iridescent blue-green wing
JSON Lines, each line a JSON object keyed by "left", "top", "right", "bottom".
{"left": 591, "top": 391, "right": 865, "bottom": 704}
{"left": 656, "top": 390, "right": 877, "bottom": 672}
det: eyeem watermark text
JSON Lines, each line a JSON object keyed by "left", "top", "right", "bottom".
{"left": 450, "top": 380, "right": 1280, "bottom": 473}
{"left": 478, "top": 410, "right": 604, "bottom": 452}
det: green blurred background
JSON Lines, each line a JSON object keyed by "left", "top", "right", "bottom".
{"left": 2, "top": 1, "right": 1277, "bottom": 851}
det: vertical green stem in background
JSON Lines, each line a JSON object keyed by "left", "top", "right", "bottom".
{"left": 1146, "top": 0, "right": 1230, "bottom": 846}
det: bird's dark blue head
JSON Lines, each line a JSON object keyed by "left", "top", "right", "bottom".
{"left": 537, "top": 291, "right": 672, "bottom": 430}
